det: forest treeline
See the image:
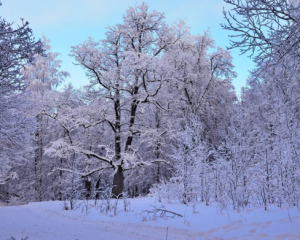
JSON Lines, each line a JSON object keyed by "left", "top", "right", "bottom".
{"left": 0, "top": 1, "right": 300, "bottom": 210}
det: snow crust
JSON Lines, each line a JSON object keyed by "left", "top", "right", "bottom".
{"left": 1, "top": 197, "right": 300, "bottom": 240}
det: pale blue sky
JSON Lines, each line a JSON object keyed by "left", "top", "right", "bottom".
{"left": 1, "top": 0, "right": 255, "bottom": 94}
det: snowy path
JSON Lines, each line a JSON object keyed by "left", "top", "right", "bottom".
{"left": 0, "top": 202, "right": 200, "bottom": 240}
{"left": 1, "top": 199, "right": 300, "bottom": 240}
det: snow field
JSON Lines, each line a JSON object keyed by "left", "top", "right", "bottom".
{"left": 1, "top": 197, "right": 300, "bottom": 240}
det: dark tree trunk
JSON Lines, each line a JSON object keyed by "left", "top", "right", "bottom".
{"left": 85, "top": 177, "right": 92, "bottom": 199}
{"left": 112, "top": 166, "right": 124, "bottom": 198}
{"left": 85, "top": 146, "right": 92, "bottom": 199}
{"left": 112, "top": 85, "right": 123, "bottom": 198}
{"left": 34, "top": 114, "right": 43, "bottom": 202}
{"left": 58, "top": 158, "right": 63, "bottom": 201}
{"left": 95, "top": 178, "right": 101, "bottom": 199}
{"left": 113, "top": 84, "right": 138, "bottom": 197}
{"left": 125, "top": 85, "right": 139, "bottom": 151}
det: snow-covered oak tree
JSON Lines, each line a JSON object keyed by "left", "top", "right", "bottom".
{"left": 46, "top": 3, "right": 187, "bottom": 197}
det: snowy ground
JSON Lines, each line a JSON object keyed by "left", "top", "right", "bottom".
{"left": 1, "top": 197, "right": 300, "bottom": 240}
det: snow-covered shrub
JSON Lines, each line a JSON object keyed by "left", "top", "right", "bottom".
{"left": 62, "top": 172, "right": 85, "bottom": 210}
{"left": 97, "top": 181, "right": 120, "bottom": 215}
{"left": 150, "top": 181, "right": 182, "bottom": 203}
{"left": 122, "top": 192, "right": 131, "bottom": 212}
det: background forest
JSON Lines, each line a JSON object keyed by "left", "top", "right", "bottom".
{"left": 0, "top": 0, "right": 300, "bottom": 213}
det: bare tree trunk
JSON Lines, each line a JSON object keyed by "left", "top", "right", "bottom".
{"left": 58, "top": 157, "right": 63, "bottom": 201}
{"left": 85, "top": 145, "right": 92, "bottom": 199}
{"left": 85, "top": 177, "right": 92, "bottom": 199}
{"left": 112, "top": 166, "right": 124, "bottom": 198}
{"left": 34, "top": 114, "right": 43, "bottom": 202}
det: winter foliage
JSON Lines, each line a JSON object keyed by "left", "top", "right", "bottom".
{"left": 1, "top": 3, "right": 300, "bottom": 238}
